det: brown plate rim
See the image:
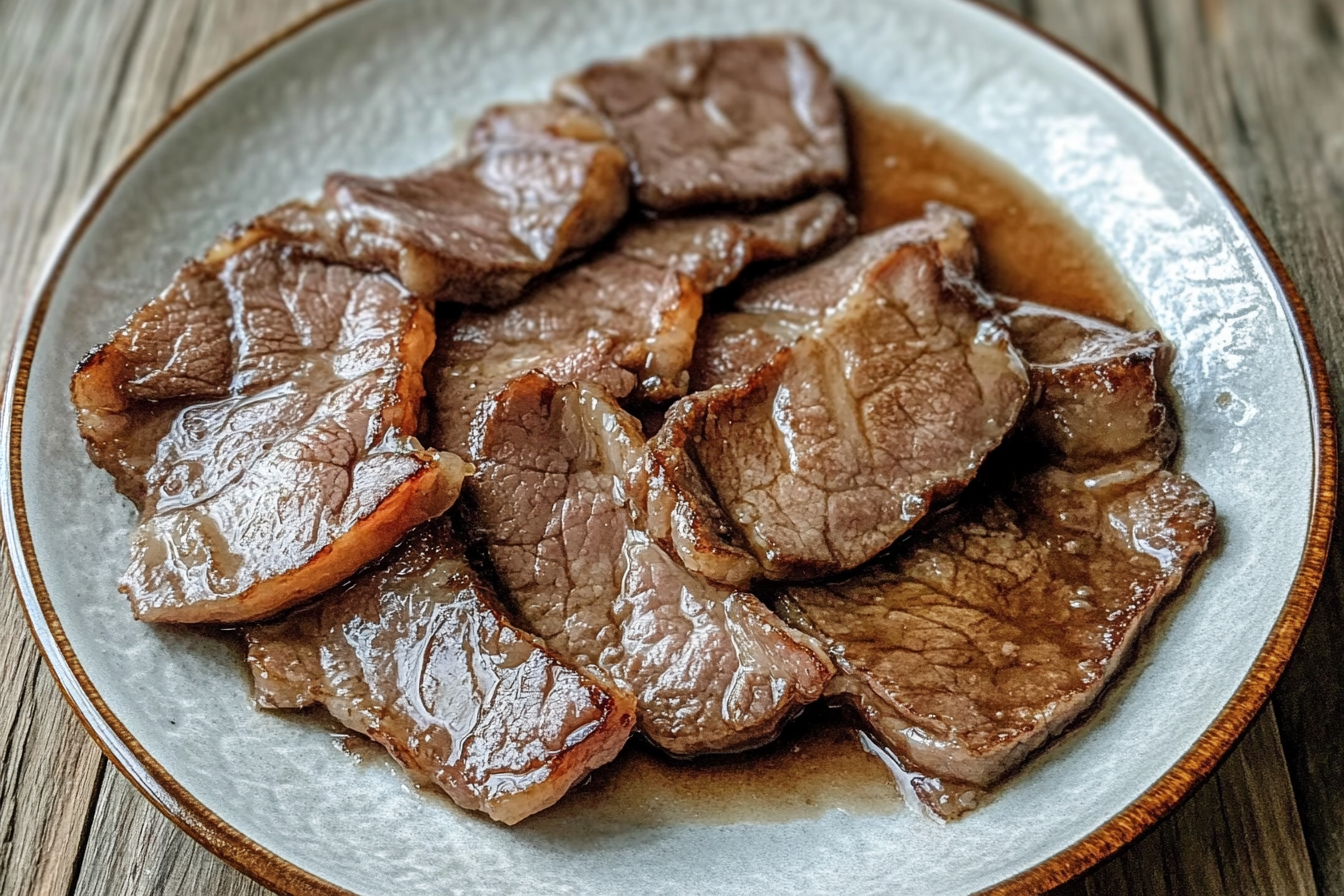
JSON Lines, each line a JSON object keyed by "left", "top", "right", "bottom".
{"left": 2, "top": 2, "right": 1335, "bottom": 894}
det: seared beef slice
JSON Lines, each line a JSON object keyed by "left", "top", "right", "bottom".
{"left": 261, "top": 103, "right": 629, "bottom": 304}
{"left": 643, "top": 230, "right": 1030, "bottom": 586}
{"left": 1003, "top": 299, "right": 1175, "bottom": 466}
{"left": 72, "top": 235, "right": 468, "bottom": 623}
{"left": 430, "top": 193, "right": 852, "bottom": 452}
{"left": 247, "top": 517, "right": 635, "bottom": 825}
{"left": 469, "top": 373, "right": 832, "bottom": 755}
{"left": 558, "top": 35, "right": 847, "bottom": 212}
{"left": 689, "top": 203, "right": 978, "bottom": 391}
{"left": 778, "top": 304, "right": 1213, "bottom": 819}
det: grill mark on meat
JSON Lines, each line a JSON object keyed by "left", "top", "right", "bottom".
{"left": 642, "top": 235, "right": 1030, "bottom": 586}
{"left": 557, "top": 35, "right": 847, "bottom": 212}
{"left": 777, "top": 302, "right": 1213, "bottom": 820}
{"left": 72, "top": 235, "right": 468, "bottom": 624}
{"left": 246, "top": 517, "right": 635, "bottom": 825}
{"left": 428, "top": 193, "right": 853, "bottom": 455}
{"left": 257, "top": 103, "right": 630, "bottom": 304}
{"left": 468, "top": 372, "right": 833, "bottom": 755}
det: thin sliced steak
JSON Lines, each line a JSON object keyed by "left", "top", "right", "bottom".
{"left": 642, "top": 235, "right": 1030, "bottom": 586}
{"left": 429, "top": 193, "right": 852, "bottom": 452}
{"left": 777, "top": 303, "right": 1213, "bottom": 819}
{"left": 246, "top": 517, "right": 635, "bottom": 825}
{"left": 689, "top": 203, "right": 976, "bottom": 390}
{"left": 1002, "top": 298, "right": 1176, "bottom": 466}
{"left": 468, "top": 372, "right": 833, "bottom": 755}
{"left": 557, "top": 35, "right": 847, "bottom": 212}
{"left": 72, "top": 232, "right": 468, "bottom": 623}
{"left": 260, "top": 103, "right": 629, "bottom": 303}
{"left": 779, "top": 463, "right": 1214, "bottom": 819}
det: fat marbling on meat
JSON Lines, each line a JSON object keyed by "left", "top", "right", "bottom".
{"left": 777, "top": 303, "right": 1214, "bottom": 819}
{"left": 557, "top": 34, "right": 848, "bottom": 212}
{"left": 428, "top": 192, "right": 853, "bottom": 453}
{"left": 466, "top": 372, "right": 833, "bottom": 756}
{"left": 642, "top": 212, "right": 1030, "bottom": 587}
{"left": 71, "top": 229, "right": 468, "bottom": 624}
{"left": 246, "top": 516, "right": 635, "bottom": 825}
{"left": 260, "top": 103, "right": 630, "bottom": 304}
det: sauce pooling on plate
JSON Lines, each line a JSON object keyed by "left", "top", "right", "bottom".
{"left": 846, "top": 88, "right": 1145, "bottom": 326}
{"left": 329, "top": 96, "right": 1155, "bottom": 826}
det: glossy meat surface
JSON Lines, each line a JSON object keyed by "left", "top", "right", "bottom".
{"left": 778, "top": 303, "right": 1213, "bottom": 819}
{"left": 261, "top": 103, "right": 629, "bottom": 303}
{"left": 428, "top": 193, "right": 852, "bottom": 453}
{"left": 1003, "top": 298, "right": 1176, "bottom": 466}
{"left": 780, "top": 462, "right": 1214, "bottom": 818}
{"left": 557, "top": 35, "right": 847, "bottom": 212}
{"left": 643, "top": 238, "right": 1030, "bottom": 585}
{"left": 246, "top": 518, "right": 635, "bottom": 825}
{"left": 689, "top": 203, "right": 977, "bottom": 391}
{"left": 72, "top": 234, "right": 467, "bottom": 623}
{"left": 468, "top": 373, "right": 833, "bottom": 755}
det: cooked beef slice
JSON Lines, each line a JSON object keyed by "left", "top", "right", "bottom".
{"left": 735, "top": 203, "right": 977, "bottom": 317}
{"left": 1003, "top": 299, "right": 1176, "bottom": 466}
{"left": 557, "top": 35, "right": 847, "bottom": 212}
{"left": 689, "top": 204, "right": 976, "bottom": 391}
{"left": 467, "top": 372, "right": 833, "bottom": 755}
{"left": 686, "top": 310, "right": 809, "bottom": 393}
{"left": 776, "top": 302, "right": 1212, "bottom": 819}
{"left": 428, "top": 193, "right": 852, "bottom": 452}
{"left": 72, "top": 233, "right": 468, "bottom": 623}
{"left": 259, "top": 103, "right": 629, "bottom": 304}
{"left": 778, "top": 463, "right": 1214, "bottom": 819}
{"left": 641, "top": 238, "right": 1030, "bottom": 586}
{"left": 246, "top": 517, "right": 635, "bottom": 825}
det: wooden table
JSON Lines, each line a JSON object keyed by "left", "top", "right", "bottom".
{"left": 0, "top": 1, "right": 1338, "bottom": 893}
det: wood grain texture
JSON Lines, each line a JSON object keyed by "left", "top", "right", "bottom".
{"left": 0, "top": 2, "right": 163, "bottom": 894}
{"left": 0, "top": 3, "right": 325, "bottom": 895}
{"left": 0, "top": 1, "right": 1336, "bottom": 894}
{"left": 1083, "top": 0, "right": 1344, "bottom": 892}
{"left": 73, "top": 770, "right": 269, "bottom": 896}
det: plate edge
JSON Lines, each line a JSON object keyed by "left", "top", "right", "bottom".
{"left": 0, "top": 2, "right": 1334, "bottom": 895}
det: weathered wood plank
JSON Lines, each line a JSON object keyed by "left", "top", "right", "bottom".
{"left": 0, "top": 1, "right": 166, "bottom": 894}
{"left": 73, "top": 769, "right": 270, "bottom": 896}
{"left": 1022, "top": 0, "right": 1158, "bottom": 103}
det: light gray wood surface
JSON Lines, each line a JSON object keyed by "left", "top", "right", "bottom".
{"left": 0, "top": 1, "right": 1337, "bottom": 894}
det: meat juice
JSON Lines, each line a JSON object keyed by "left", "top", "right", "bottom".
{"left": 523, "top": 95, "right": 1151, "bottom": 826}
{"left": 846, "top": 88, "right": 1144, "bottom": 326}
{"left": 318, "top": 96, "right": 1149, "bottom": 826}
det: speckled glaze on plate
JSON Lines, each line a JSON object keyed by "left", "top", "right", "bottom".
{"left": 3, "top": 1, "right": 1334, "bottom": 894}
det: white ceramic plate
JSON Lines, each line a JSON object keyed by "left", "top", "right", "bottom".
{"left": 5, "top": 1, "right": 1334, "bottom": 894}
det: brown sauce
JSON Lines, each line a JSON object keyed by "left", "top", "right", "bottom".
{"left": 319, "top": 96, "right": 1145, "bottom": 829}
{"left": 845, "top": 88, "right": 1144, "bottom": 327}
{"left": 528, "top": 96, "right": 1146, "bottom": 827}
{"left": 522, "top": 707, "right": 898, "bottom": 832}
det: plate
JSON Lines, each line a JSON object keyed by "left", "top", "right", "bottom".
{"left": 4, "top": 1, "right": 1335, "bottom": 894}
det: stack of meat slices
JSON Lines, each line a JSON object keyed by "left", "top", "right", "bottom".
{"left": 70, "top": 33, "right": 1214, "bottom": 825}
